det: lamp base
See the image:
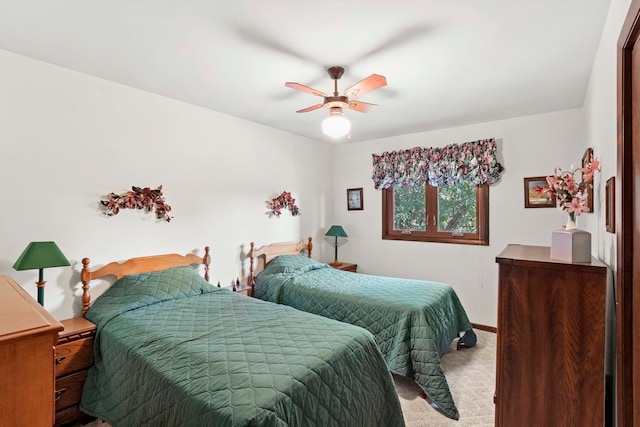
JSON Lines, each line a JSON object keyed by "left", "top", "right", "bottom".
{"left": 36, "top": 280, "right": 46, "bottom": 306}
{"left": 329, "top": 261, "right": 343, "bottom": 267}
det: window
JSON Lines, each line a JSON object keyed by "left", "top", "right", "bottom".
{"left": 382, "top": 182, "right": 489, "bottom": 245}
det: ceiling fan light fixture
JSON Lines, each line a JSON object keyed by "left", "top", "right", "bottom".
{"left": 287, "top": 66, "right": 386, "bottom": 139}
{"left": 321, "top": 107, "right": 351, "bottom": 138}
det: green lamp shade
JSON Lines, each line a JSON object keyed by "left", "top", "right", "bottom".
{"left": 13, "top": 241, "right": 70, "bottom": 271}
{"left": 13, "top": 241, "right": 70, "bottom": 306}
{"left": 325, "top": 225, "right": 348, "bottom": 238}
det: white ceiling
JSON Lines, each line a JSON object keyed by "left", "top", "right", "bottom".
{"left": 0, "top": 1, "right": 611, "bottom": 144}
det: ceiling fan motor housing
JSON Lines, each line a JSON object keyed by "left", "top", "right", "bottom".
{"left": 324, "top": 96, "right": 349, "bottom": 109}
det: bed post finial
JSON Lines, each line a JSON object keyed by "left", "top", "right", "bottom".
{"left": 307, "top": 237, "right": 313, "bottom": 258}
{"left": 80, "top": 257, "right": 91, "bottom": 317}
{"left": 203, "top": 246, "right": 211, "bottom": 282}
{"left": 249, "top": 242, "right": 256, "bottom": 285}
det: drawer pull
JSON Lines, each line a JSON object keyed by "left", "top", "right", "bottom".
{"left": 55, "top": 356, "right": 66, "bottom": 365}
{"left": 55, "top": 388, "right": 67, "bottom": 401}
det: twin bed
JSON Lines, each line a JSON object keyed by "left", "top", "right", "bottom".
{"left": 76, "top": 240, "right": 476, "bottom": 425}
{"left": 248, "top": 238, "right": 476, "bottom": 421}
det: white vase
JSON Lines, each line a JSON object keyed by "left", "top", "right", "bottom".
{"left": 565, "top": 211, "right": 578, "bottom": 230}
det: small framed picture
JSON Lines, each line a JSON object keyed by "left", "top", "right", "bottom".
{"left": 606, "top": 176, "right": 615, "bottom": 233}
{"left": 523, "top": 176, "right": 555, "bottom": 208}
{"left": 347, "top": 188, "right": 363, "bottom": 211}
{"left": 582, "top": 148, "right": 594, "bottom": 213}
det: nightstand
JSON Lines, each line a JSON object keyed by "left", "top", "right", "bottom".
{"left": 234, "top": 285, "right": 252, "bottom": 296}
{"left": 330, "top": 262, "right": 357, "bottom": 273}
{"left": 54, "top": 317, "right": 96, "bottom": 427}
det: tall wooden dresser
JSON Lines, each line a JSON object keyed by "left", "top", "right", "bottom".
{"left": 0, "top": 275, "right": 63, "bottom": 426}
{"left": 495, "top": 244, "right": 609, "bottom": 427}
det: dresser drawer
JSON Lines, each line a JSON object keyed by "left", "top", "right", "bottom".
{"left": 55, "top": 337, "right": 94, "bottom": 377}
{"left": 55, "top": 370, "right": 88, "bottom": 412}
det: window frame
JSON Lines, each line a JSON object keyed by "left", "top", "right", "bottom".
{"left": 382, "top": 183, "right": 489, "bottom": 245}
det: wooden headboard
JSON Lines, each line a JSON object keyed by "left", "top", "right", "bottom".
{"left": 247, "top": 238, "right": 312, "bottom": 291}
{"left": 80, "top": 247, "right": 211, "bottom": 316}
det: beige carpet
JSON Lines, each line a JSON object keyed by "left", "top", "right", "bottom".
{"left": 395, "top": 329, "right": 496, "bottom": 426}
{"left": 83, "top": 330, "right": 496, "bottom": 427}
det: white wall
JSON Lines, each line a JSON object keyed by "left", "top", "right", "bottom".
{"left": 332, "top": 109, "right": 588, "bottom": 327}
{"left": 0, "top": 49, "right": 333, "bottom": 320}
{"left": 584, "top": 0, "right": 632, "bottom": 271}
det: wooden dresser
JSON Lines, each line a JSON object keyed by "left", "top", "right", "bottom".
{"left": 0, "top": 275, "right": 63, "bottom": 427}
{"left": 495, "top": 244, "right": 609, "bottom": 427}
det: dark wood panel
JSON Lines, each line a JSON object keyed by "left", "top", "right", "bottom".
{"left": 617, "top": 1, "right": 640, "bottom": 425}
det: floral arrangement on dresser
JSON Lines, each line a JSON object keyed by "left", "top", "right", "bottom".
{"left": 101, "top": 185, "right": 172, "bottom": 222}
{"left": 537, "top": 156, "right": 600, "bottom": 229}
{"left": 267, "top": 191, "right": 301, "bottom": 218}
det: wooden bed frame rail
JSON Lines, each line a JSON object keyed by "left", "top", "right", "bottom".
{"left": 80, "top": 247, "right": 211, "bottom": 316}
{"left": 247, "top": 238, "right": 312, "bottom": 295}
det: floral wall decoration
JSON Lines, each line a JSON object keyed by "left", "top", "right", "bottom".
{"left": 371, "top": 138, "right": 505, "bottom": 189}
{"left": 100, "top": 185, "right": 172, "bottom": 222}
{"left": 267, "top": 191, "right": 301, "bottom": 218}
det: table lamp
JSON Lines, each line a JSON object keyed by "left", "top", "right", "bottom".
{"left": 13, "top": 241, "right": 70, "bottom": 306}
{"left": 325, "top": 225, "right": 348, "bottom": 266}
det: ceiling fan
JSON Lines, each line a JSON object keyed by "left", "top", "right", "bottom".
{"left": 285, "top": 66, "right": 387, "bottom": 138}
{"left": 286, "top": 66, "right": 387, "bottom": 114}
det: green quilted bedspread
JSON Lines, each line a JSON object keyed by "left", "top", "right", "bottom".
{"left": 254, "top": 255, "right": 477, "bottom": 420}
{"left": 80, "top": 266, "right": 405, "bottom": 427}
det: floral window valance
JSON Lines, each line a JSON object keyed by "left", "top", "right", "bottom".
{"left": 371, "top": 138, "right": 504, "bottom": 189}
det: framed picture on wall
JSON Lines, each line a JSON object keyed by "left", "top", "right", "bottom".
{"left": 523, "top": 176, "right": 555, "bottom": 208}
{"left": 347, "top": 188, "right": 363, "bottom": 211}
{"left": 582, "top": 148, "right": 595, "bottom": 213}
{"left": 606, "top": 176, "right": 615, "bottom": 233}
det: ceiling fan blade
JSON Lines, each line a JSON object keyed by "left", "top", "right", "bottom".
{"left": 343, "top": 74, "right": 387, "bottom": 98}
{"left": 233, "top": 25, "right": 314, "bottom": 63}
{"left": 353, "top": 25, "right": 431, "bottom": 62}
{"left": 296, "top": 104, "right": 325, "bottom": 113}
{"left": 285, "top": 82, "right": 328, "bottom": 97}
{"left": 347, "top": 100, "right": 378, "bottom": 113}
